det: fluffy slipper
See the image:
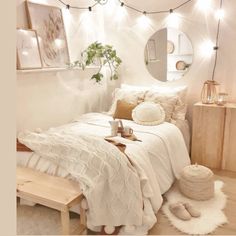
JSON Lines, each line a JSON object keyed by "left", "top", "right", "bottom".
{"left": 184, "top": 202, "right": 201, "bottom": 218}
{"left": 169, "top": 202, "right": 191, "bottom": 221}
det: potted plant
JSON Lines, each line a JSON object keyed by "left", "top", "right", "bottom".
{"left": 70, "top": 42, "right": 122, "bottom": 83}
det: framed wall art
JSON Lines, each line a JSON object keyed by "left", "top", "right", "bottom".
{"left": 16, "top": 29, "right": 42, "bottom": 69}
{"left": 25, "top": 1, "right": 70, "bottom": 68}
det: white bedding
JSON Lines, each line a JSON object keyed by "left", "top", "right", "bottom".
{"left": 17, "top": 112, "right": 190, "bottom": 234}
{"left": 175, "top": 119, "right": 191, "bottom": 152}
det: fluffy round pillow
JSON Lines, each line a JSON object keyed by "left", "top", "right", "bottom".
{"left": 132, "top": 102, "right": 165, "bottom": 126}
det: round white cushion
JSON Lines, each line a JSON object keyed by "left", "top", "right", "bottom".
{"left": 132, "top": 102, "right": 165, "bottom": 126}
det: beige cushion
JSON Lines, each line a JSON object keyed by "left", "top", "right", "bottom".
{"left": 108, "top": 88, "right": 146, "bottom": 116}
{"left": 132, "top": 102, "right": 165, "bottom": 126}
{"left": 113, "top": 100, "right": 137, "bottom": 120}
{"left": 170, "top": 87, "right": 188, "bottom": 121}
{"left": 121, "top": 84, "right": 188, "bottom": 122}
{"left": 179, "top": 164, "right": 214, "bottom": 201}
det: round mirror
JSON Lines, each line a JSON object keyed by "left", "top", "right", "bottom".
{"left": 144, "top": 28, "right": 193, "bottom": 82}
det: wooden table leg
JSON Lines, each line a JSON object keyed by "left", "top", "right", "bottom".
{"left": 61, "top": 210, "right": 70, "bottom": 235}
{"left": 80, "top": 202, "right": 87, "bottom": 226}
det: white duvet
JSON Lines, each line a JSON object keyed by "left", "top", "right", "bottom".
{"left": 17, "top": 113, "right": 190, "bottom": 234}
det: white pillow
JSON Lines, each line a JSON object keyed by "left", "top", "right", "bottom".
{"left": 143, "top": 86, "right": 188, "bottom": 122}
{"left": 109, "top": 84, "right": 188, "bottom": 121}
{"left": 132, "top": 102, "right": 165, "bottom": 126}
{"left": 144, "top": 91, "right": 178, "bottom": 122}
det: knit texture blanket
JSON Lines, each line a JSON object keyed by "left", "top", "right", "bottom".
{"left": 18, "top": 129, "right": 153, "bottom": 230}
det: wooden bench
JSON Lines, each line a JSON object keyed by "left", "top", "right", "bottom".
{"left": 17, "top": 166, "right": 86, "bottom": 235}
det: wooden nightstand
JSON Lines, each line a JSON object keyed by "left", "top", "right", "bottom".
{"left": 191, "top": 102, "right": 236, "bottom": 172}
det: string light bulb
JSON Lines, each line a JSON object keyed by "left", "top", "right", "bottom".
{"left": 137, "top": 12, "right": 150, "bottom": 29}
{"left": 54, "top": 38, "right": 63, "bottom": 48}
{"left": 166, "top": 11, "right": 181, "bottom": 28}
{"left": 200, "top": 40, "right": 214, "bottom": 58}
{"left": 66, "top": 4, "right": 70, "bottom": 9}
{"left": 215, "top": 9, "right": 225, "bottom": 20}
{"left": 120, "top": 2, "right": 124, "bottom": 7}
{"left": 115, "top": 3, "right": 128, "bottom": 22}
{"left": 88, "top": 6, "right": 92, "bottom": 11}
{"left": 22, "top": 51, "right": 29, "bottom": 56}
{"left": 196, "top": 0, "right": 212, "bottom": 12}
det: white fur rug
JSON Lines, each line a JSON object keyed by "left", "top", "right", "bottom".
{"left": 162, "top": 180, "right": 228, "bottom": 235}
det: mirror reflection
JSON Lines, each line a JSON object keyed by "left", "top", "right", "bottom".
{"left": 144, "top": 28, "right": 193, "bottom": 82}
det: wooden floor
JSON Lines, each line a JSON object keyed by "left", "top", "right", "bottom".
{"left": 148, "top": 169, "right": 236, "bottom": 235}
{"left": 17, "top": 170, "right": 236, "bottom": 235}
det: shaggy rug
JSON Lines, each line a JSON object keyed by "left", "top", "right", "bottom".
{"left": 162, "top": 180, "right": 228, "bottom": 235}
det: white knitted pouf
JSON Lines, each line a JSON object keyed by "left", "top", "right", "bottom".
{"left": 179, "top": 164, "right": 214, "bottom": 200}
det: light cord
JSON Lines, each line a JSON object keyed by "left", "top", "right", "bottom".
{"left": 118, "top": 0, "right": 193, "bottom": 15}
{"left": 57, "top": 0, "right": 193, "bottom": 13}
{"left": 57, "top": 0, "right": 99, "bottom": 10}
{"left": 211, "top": 0, "right": 223, "bottom": 81}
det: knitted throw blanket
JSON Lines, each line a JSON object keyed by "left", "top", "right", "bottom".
{"left": 18, "top": 113, "right": 191, "bottom": 234}
{"left": 18, "top": 129, "right": 145, "bottom": 228}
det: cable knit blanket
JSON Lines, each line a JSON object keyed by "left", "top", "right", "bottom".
{"left": 18, "top": 113, "right": 190, "bottom": 234}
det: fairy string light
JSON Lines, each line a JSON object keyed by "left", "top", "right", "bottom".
{"left": 56, "top": 0, "right": 193, "bottom": 14}
{"left": 57, "top": 0, "right": 99, "bottom": 10}
{"left": 118, "top": 0, "right": 193, "bottom": 14}
{"left": 56, "top": 0, "right": 224, "bottom": 82}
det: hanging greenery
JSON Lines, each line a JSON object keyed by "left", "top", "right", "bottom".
{"left": 70, "top": 42, "right": 122, "bottom": 83}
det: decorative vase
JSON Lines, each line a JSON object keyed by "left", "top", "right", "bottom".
{"left": 201, "top": 80, "right": 220, "bottom": 104}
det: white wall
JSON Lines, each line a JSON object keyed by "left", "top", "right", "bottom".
{"left": 102, "top": 0, "right": 236, "bottom": 122}
{"left": 17, "top": 0, "right": 236, "bottom": 131}
{"left": 17, "top": 0, "right": 119, "bottom": 132}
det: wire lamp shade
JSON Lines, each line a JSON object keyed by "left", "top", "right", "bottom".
{"left": 201, "top": 80, "right": 220, "bottom": 104}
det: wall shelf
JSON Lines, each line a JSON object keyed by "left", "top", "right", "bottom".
{"left": 17, "top": 66, "right": 100, "bottom": 74}
{"left": 168, "top": 70, "right": 186, "bottom": 73}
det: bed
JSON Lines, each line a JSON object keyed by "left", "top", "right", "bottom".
{"left": 17, "top": 85, "right": 191, "bottom": 234}
{"left": 17, "top": 112, "right": 190, "bottom": 234}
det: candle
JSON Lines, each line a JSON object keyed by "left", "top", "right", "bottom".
{"left": 216, "top": 92, "right": 228, "bottom": 105}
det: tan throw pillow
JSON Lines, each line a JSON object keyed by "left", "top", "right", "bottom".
{"left": 108, "top": 88, "right": 146, "bottom": 115}
{"left": 113, "top": 100, "right": 137, "bottom": 120}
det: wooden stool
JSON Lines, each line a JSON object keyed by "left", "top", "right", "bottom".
{"left": 17, "top": 167, "right": 86, "bottom": 235}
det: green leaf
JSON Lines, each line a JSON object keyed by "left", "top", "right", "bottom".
{"left": 112, "top": 74, "right": 119, "bottom": 80}
{"left": 91, "top": 73, "right": 104, "bottom": 83}
{"left": 70, "top": 41, "right": 122, "bottom": 82}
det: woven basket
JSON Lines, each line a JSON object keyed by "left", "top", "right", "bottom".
{"left": 179, "top": 164, "right": 214, "bottom": 201}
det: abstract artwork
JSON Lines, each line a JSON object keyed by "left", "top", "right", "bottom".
{"left": 16, "top": 29, "right": 42, "bottom": 69}
{"left": 26, "top": 1, "right": 70, "bottom": 68}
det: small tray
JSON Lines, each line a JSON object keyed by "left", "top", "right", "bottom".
{"left": 106, "top": 134, "right": 141, "bottom": 142}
